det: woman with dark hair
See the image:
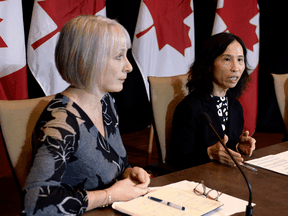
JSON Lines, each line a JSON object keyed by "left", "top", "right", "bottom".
{"left": 169, "top": 32, "right": 256, "bottom": 169}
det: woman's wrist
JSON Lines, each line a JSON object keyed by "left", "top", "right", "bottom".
{"left": 87, "top": 188, "right": 115, "bottom": 211}
{"left": 102, "top": 189, "right": 112, "bottom": 207}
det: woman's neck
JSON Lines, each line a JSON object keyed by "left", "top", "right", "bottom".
{"left": 211, "top": 84, "right": 228, "bottom": 97}
{"left": 62, "top": 86, "right": 107, "bottom": 138}
{"left": 61, "top": 86, "right": 104, "bottom": 111}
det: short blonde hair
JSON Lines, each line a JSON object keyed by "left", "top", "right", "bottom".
{"left": 55, "top": 15, "right": 131, "bottom": 92}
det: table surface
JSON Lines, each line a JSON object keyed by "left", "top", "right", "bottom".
{"left": 84, "top": 142, "right": 288, "bottom": 216}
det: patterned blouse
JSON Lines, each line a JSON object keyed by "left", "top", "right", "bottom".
{"left": 22, "top": 93, "right": 129, "bottom": 216}
{"left": 211, "top": 95, "right": 229, "bottom": 133}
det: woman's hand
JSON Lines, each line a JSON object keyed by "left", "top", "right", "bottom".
{"left": 87, "top": 168, "right": 150, "bottom": 210}
{"left": 107, "top": 178, "right": 149, "bottom": 202}
{"left": 207, "top": 135, "right": 244, "bottom": 167}
{"left": 122, "top": 167, "right": 150, "bottom": 189}
{"left": 238, "top": 130, "right": 256, "bottom": 157}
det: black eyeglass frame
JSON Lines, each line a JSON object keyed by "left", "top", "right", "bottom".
{"left": 193, "top": 181, "right": 222, "bottom": 201}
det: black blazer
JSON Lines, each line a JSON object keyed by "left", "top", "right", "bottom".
{"left": 168, "top": 91, "right": 244, "bottom": 169}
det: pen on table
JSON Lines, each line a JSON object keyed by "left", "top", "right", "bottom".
{"left": 241, "top": 163, "right": 258, "bottom": 172}
{"left": 148, "top": 196, "right": 185, "bottom": 211}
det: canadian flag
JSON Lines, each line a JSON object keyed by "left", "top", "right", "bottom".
{"left": 212, "top": 0, "right": 260, "bottom": 134}
{"left": 0, "top": 0, "right": 28, "bottom": 100}
{"left": 0, "top": 0, "right": 28, "bottom": 177}
{"left": 27, "top": 0, "right": 106, "bottom": 96}
{"left": 132, "top": 0, "right": 195, "bottom": 97}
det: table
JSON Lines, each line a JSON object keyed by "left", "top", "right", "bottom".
{"left": 83, "top": 142, "right": 288, "bottom": 216}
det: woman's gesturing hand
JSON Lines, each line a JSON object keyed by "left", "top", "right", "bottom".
{"left": 238, "top": 130, "right": 256, "bottom": 157}
{"left": 207, "top": 135, "right": 244, "bottom": 167}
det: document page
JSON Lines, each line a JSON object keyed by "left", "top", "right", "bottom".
{"left": 245, "top": 151, "right": 288, "bottom": 175}
{"left": 112, "top": 186, "right": 223, "bottom": 216}
{"left": 152, "top": 180, "right": 255, "bottom": 216}
{"left": 275, "top": 150, "right": 288, "bottom": 160}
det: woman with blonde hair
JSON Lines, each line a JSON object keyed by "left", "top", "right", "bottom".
{"left": 22, "top": 15, "right": 150, "bottom": 215}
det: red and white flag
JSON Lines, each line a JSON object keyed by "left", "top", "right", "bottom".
{"left": 27, "top": 0, "right": 106, "bottom": 96}
{"left": 132, "top": 0, "right": 195, "bottom": 97}
{"left": 0, "top": 0, "right": 28, "bottom": 100}
{"left": 0, "top": 0, "right": 28, "bottom": 177}
{"left": 212, "top": 0, "right": 260, "bottom": 134}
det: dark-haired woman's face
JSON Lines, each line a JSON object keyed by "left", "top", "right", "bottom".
{"left": 212, "top": 41, "right": 245, "bottom": 97}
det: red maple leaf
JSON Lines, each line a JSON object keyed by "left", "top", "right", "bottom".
{"left": 136, "top": 0, "right": 193, "bottom": 56}
{"left": 32, "top": 0, "right": 105, "bottom": 50}
{"left": 0, "top": 18, "right": 8, "bottom": 48}
{"left": 216, "top": 0, "right": 259, "bottom": 51}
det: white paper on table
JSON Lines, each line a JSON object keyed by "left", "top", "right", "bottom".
{"left": 245, "top": 151, "right": 288, "bottom": 175}
{"left": 275, "top": 150, "right": 288, "bottom": 160}
{"left": 148, "top": 180, "right": 255, "bottom": 216}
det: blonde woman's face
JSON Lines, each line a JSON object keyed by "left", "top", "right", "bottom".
{"left": 100, "top": 45, "right": 133, "bottom": 93}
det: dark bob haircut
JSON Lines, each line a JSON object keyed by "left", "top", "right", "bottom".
{"left": 186, "top": 32, "right": 251, "bottom": 99}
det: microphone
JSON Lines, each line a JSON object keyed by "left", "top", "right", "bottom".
{"left": 200, "top": 112, "right": 253, "bottom": 216}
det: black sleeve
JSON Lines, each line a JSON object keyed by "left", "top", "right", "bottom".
{"left": 226, "top": 101, "right": 244, "bottom": 151}
{"left": 168, "top": 100, "right": 211, "bottom": 169}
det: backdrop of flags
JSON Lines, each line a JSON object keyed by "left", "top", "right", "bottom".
{"left": 132, "top": 0, "right": 195, "bottom": 98}
{"left": 212, "top": 0, "right": 260, "bottom": 134}
{"left": 0, "top": 0, "right": 28, "bottom": 177}
{"left": 27, "top": 0, "right": 106, "bottom": 96}
{"left": 0, "top": 0, "right": 266, "bottom": 177}
{"left": 0, "top": 0, "right": 28, "bottom": 100}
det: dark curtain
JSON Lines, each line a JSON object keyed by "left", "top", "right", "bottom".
{"left": 106, "top": 0, "right": 151, "bottom": 133}
{"left": 257, "top": 0, "right": 287, "bottom": 135}
{"left": 22, "top": 0, "right": 286, "bottom": 135}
